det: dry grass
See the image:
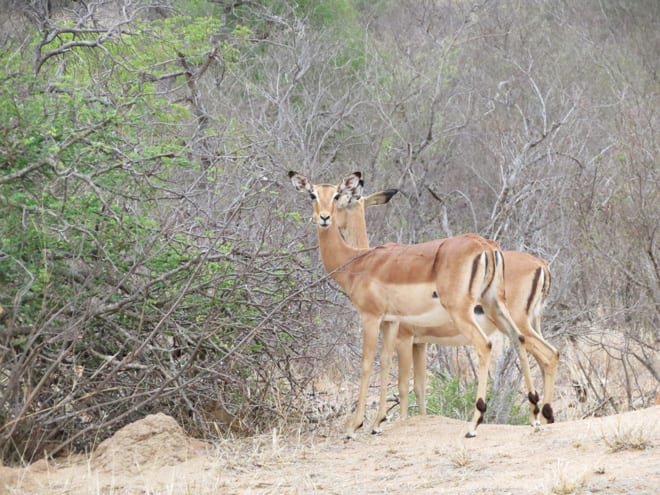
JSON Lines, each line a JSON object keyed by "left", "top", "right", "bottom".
{"left": 601, "top": 421, "right": 655, "bottom": 453}
{"left": 538, "top": 461, "right": 587, "bottom": 495}
{"left": 449, "top": 444, "right": 472, "bottom": 468}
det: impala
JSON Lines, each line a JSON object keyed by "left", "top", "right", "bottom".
{"left": 334, "top": 184, "right": 559, "bottom": 428}
{"left": 289, "top": 171, "right": 539, "bottom": 437}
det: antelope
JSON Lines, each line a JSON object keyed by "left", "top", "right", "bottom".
{"left": 334, "top": 184, "right": 559, "bottom": 428}
{"left": 288, "top": 171, "right": 540, "bottom": 437}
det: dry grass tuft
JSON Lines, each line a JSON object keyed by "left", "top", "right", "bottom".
{"left": 601, "top": 422, "right": 655, "bottom": 453}
{"left": 449, "top": 444, "right": 472, "bottom": 468}
{"left": 550, "top": 478, "right": 583, "bottom": 495}
{"left": 538, "top": 461, "right": 586, "bottom": 495}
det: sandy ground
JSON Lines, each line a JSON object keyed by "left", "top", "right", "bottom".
{"left": 1, "top": 406, "right": 658, "bottom": 495}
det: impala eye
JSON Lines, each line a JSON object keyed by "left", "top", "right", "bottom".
{"left": 332, "top": 193, "right": 341, "bottom": 201}
{"left": 309, "top": 192, "right": 317, "bottom": 201}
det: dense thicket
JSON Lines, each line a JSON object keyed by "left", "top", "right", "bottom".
{"left": 0, "top": 0, "right": 657, "bottom": 464}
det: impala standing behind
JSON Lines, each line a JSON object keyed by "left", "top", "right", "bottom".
{"left": 334, "top": 182, "right": 559, "bottom": 428}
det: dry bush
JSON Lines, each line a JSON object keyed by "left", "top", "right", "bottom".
{"left": 1, "top": 0, "right": 657, "bottom": 465}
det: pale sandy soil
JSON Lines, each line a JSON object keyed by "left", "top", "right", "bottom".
{"left": 1, "top": 406, "right": 658, "bottom": 495}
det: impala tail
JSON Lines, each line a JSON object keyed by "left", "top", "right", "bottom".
{"left": 463, "top": 245, "right": 496, "bottom": 305}
{"left": 526, "top": 265, "right": 548, "bottom": 321}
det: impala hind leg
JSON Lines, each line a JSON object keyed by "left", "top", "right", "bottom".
{"left": 449, "top": 312, "right": 493, "bottom": 438}
{"left": 467, "top": 341, "right": 493, "bottom": 437}
{"left": 539, "top": 354, "right": 559, "bottom": 424}
{"left": 346, "top": 315, "right": 380, "bottom": 437}
{"left": 494, "top": 307, "right": 541, "bottom": 427}
{"left": 484, "top": 249, "right": 542, "bottom": 426}
{"left": 372, "top": 320, "right": 399, "bottom": 433}
{"left": 523, "top": 328, "right": 560, "bottom": 424}
{"left": 512, "top": 339, "right": 541, "bottom": 427}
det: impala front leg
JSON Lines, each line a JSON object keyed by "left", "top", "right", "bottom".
{"left": 346, "top": 314, "right": 380, "bottom": 438}
{"left": 395, "top": 332, "right": 414, "bottom": 421}
{"left": 412, "top": 341, "right": 428, "bottom": 415}
{"left": 372, "top": 320, "right": 399, "bottom": 433}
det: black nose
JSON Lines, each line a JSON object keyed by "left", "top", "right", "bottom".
{"left": 320, "top": 214, "right": 330, "bottom": 223}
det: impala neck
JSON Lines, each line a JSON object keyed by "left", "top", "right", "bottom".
{"left": 317, "top": 222, "right": 366, "bottom": 285}
{"left": 341, "top": 202, "right": 370, "bottom": 249}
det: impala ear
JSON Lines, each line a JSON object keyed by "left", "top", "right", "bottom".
{"left": 363, "top": 189, "right": 398, "bottom": 208}
{"left": 288, "top": 171, "right": 313, "bottom": 194}
{"left": 338, "top": 172, "right": 363, "bottom": 198}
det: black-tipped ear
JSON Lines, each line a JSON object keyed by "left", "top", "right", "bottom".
{"left": 363, "top": 189, "right": 399, "bottom": 207}
{"left": 289, "top": 171, "right": 313, "bottom": 194}
{"left": 383, "top": 189, "right": 398, "bottom": 200}
{"left": 355, "top": 179, "right": 364, "bottom": 199}
{"left": 337, "top": 172, "right": 362, "bottom": 197}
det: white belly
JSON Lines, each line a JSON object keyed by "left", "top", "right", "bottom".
{"left": 414, "top": 335, "right": 470, "bottom": 346}
{"left": 384, "top": 303, "right": 453, "bottom": 328}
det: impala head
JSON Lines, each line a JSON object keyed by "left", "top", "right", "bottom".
{"left": 288, "top": 171, "right": 363, "bottom": 228}
{"left": 335, "top": 188, "right": 398, "bottom": 228}
{"left": 334, "top": 188, "right": 399, "bottom": 248}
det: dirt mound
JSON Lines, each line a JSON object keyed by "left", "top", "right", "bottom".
{"left": 91, "top": 413, "right": 206, "bottom": 474}
{"left": 2, "top": 406, "right": 658, "bottom": 494}
{"left": 0, "top": 465, "right": 17, "bottom": 494}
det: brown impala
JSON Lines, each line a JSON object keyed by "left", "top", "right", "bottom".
{"left": 333, "top": 181, "right": 558, "bottom": 430}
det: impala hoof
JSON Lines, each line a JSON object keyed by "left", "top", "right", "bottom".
{"left": 465, "top": 431, "right": 477, "bottom": 438}
{"left": 541, "top": 404, "right": 555, "bottom": 424}
{"left": 344, "top": 419, "right": 364, "bottom": 439}
{"left": 371, "top": 415, "right": 387, "bottom": 435}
